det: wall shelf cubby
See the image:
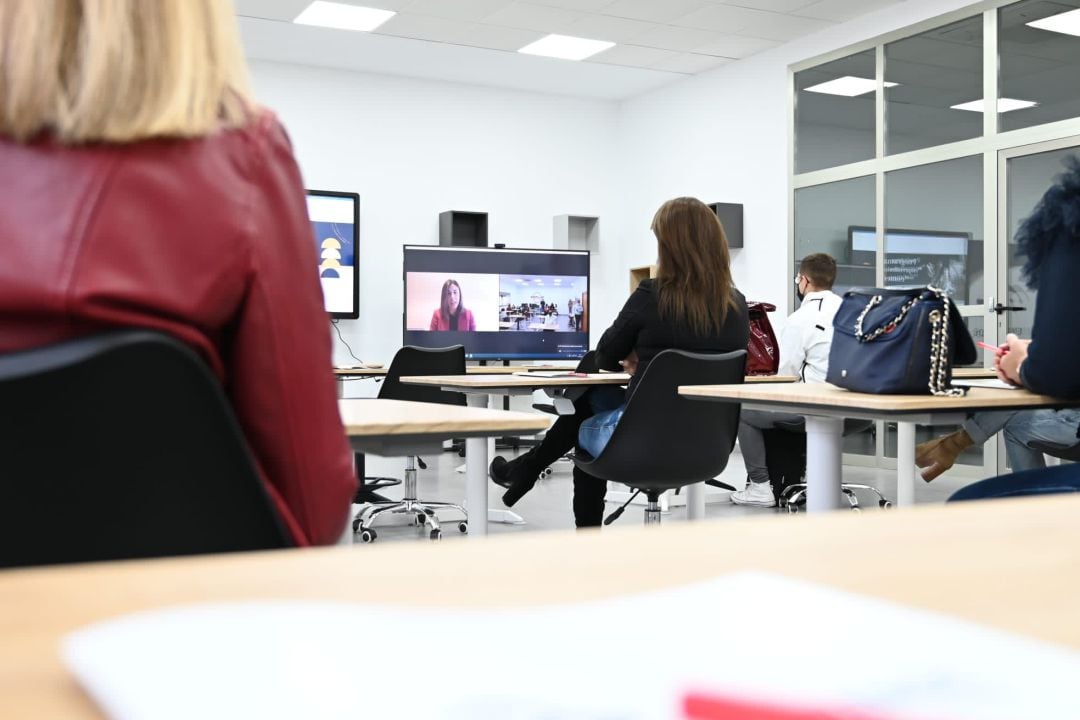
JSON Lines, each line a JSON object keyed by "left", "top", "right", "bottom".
{"left": 708, "top": 202, "right": 743, "bottom": 249}
{"left": 553, "top": 215, "right": 599, "bottom": 253}
{"left": 439, "top": 211, "right": 488, "bottom": 247}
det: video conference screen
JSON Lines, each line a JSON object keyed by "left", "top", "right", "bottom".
{"left": 849, "top": 226, "right": 970, "bottom": 299}
{"left": 403, "top": 246, "right": 590, "bottom": 361}
{"left": 305, "top": 190, "right": 359, "bottom": 319}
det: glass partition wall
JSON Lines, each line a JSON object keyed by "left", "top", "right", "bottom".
{"left": 790, "top": 0, "right": 1080, "bottom": 476}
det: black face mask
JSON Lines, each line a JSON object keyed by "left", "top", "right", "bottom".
{"left": 796, "top": 280, "right": 806, "bottom": 302}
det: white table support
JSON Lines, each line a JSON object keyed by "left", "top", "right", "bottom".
{"left": 462, "top": 393, "right": 526, "bottom": 532}
{"left": 805, "top": 416, "right": 844, "bottom": 512}
{"left": 685, "top": 482, "right": 706, "bottom": 520}
{"left": 897, "top": 421, "right": 917, "bottom": 506}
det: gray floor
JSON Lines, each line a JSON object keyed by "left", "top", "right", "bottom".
{"left": 350, "top": 443, "right": 976, "bottom": 545}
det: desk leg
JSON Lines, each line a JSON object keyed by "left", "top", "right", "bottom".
{"left": 805, "top": 416, "right": 843, "bottom": 512}
{"left": 465, "top": 394, "right": 489, "bottom": 538}
{"left": 686, "top": 482, "right": 706, "bottom": 521}
{"left": 485, "top": 393, "right": 526, "bottom": 526}
{"left": 897, "top": 421, "right": 916, "bottom": 507}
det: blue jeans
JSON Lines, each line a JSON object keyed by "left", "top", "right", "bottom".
{"left": 963, "top": 409, "right": 1080, "bottom": 471}
{"left": 577, "top": 386, "right": 626, "bottom": 459}
{"left": 949, "top": 464, "right": 1080, "bottom": 501}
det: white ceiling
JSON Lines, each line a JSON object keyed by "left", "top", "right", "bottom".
{"left": 236, "top": 0, "right": 911, "bottom": 100}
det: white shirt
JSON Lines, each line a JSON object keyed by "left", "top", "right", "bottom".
{"left": 778, "top": 289, "right": 843, "bottom": 384}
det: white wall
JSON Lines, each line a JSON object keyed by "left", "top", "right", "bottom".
{"left": 251, "top": 0, "right": 986, "bottom": 367}
{"left": 615, "top": 0, "right": 983, "bottom": 334}
{"left": 249, "top": 61, "right": 623, "bottom": 374}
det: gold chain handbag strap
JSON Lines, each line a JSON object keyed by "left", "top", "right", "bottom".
{"left": 927, "top": 286, "right": 966, "bottom": 397}
{"left": 854, "top": 293, "right": 920, "bottom": 342}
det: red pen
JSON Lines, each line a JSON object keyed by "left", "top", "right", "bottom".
{"left": 977, "top": 341, "right": 1008, "bottom": 355}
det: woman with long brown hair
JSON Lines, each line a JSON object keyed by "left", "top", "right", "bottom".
{"left": 490, "top": 197, "right": 749, "bottom": 527}
{"left": 429, "top": 279, "right": 476, "bottom": 331}
{"left": 0, "top": 0, "right": 356, "bottom": 545}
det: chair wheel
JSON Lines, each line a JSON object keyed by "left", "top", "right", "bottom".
{"left": 542, "top": 468, "right": 553, "bottom": 477}
{"left": 457, "top": 522, "right": 468, "bottom": 534}
{"left": 415, "top": 513, "right": 427, "bottom": 526}
{"left": 352, "top": 518, "right": 362, "bottom": 533}
{"left": 849, "top": 506, "right": 861, "bottom": 513}
{"left": 880, "top": 500, "right": 892, "bottom": 509}
{"left": 429, "top": 529, "right": 442, "bottom": 540}
{"left": 359, "top": 529, "right": 377, "bottom": 543}
{"left": 786, "top": 504, "right": 799, "bottom": 514}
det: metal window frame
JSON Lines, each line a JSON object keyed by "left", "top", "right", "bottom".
{"left": 789, "top": 0, "right": 1080, "bottom": 474}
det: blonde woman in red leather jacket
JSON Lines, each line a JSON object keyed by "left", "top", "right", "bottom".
{"left": 0, "top": 0, "right": 356, "bottom": 545}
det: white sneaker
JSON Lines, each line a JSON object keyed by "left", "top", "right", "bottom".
{"left": 730, "top": 481, "right": 776, "bottom": 507}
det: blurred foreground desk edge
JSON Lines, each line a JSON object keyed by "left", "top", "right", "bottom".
{"left": 2, "top": 494, "right": 1080, "bottom": 718}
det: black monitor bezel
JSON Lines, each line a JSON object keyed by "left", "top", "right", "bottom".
{"left": 401, "top": 245, "right": 592, "bottom": 362}
{"left": 307, "top": 189, "right": 360, "bottom": 320}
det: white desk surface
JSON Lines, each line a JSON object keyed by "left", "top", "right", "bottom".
{"left": 679, "top": 381, "right": 1080, "bottom": 416}
{"left": 334, "top": 365, "right": 575, "bottom": 377}
{"left": 3, "top": 495, "right": 1080, "bottom": 718}
{"left": 403, "top": 373, "right": 632, "bottom": 389}
{"left": 339, "top": 398, "right": 549, "bottom": 437}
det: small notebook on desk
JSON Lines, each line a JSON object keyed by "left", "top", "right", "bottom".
{"left": 514, "top": 371, "right": 583, "bottom": 378}
{"left": 953, "top": 378, "right": 1021, "bottom": 391}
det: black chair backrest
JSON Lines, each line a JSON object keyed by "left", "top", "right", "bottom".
{"left": 577, "top": 349, "right": 746, "bottom": 491}
{"left": 0, "top": 331, "right": 291, "bottom": 568}
{"left": 1028, "top": 440, "right": 1080, "bottom": 461}
{"left": 378, "top": 345, "right": 466, "bottom": 406}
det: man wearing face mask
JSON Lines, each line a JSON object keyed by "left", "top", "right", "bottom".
{"left": 731, "top": 253, "right": 843, "bottom": 506}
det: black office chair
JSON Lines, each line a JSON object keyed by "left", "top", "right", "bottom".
{"left": 1027, "top": 440, "right": 1080, "bottom": 462}
{"left": 0, "top": 330, "right": 291, "bottom": 569}
{"left": 353, "top": 345, "right": 466, "bottom": 542}
{"left": 573, "top": 349, "right": 746, "bottom": 525}
{"left": 765, "top": 419, "right": 891, "bottom": 512}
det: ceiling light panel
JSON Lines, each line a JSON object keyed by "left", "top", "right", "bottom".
{"left": 1026, "top": 8, "right": 1080, "bottom": 38}
{"left": 802, "top": 76, "right": 897, "bottom": 96}
{"left": 518, "top": 33, "right": 616, "bottom": 60}
{"left": 293, "top": 2, "right": 396, "bottom": 31}
{"left": 950, "top": 98, "right": 1038, "bottom": 113}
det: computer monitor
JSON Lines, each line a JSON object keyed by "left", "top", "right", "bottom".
{"left": 403, "top": 246, "right": 590, "bottom": 361}
{"left": 846, "top": 226, "right": 970, "bottom": 299}
{"left": 305, "top": 190, "right": 359, "bottom": 319}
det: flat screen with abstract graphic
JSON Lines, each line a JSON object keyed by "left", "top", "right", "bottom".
{"left": 306, "top": 190, "right": 359, "bottom": 319}
{"left": 403, "top": 246, "right": 590, "bottom": 361}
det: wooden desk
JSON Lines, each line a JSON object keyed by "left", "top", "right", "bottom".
{"left": 680, "top": 382, "right": 1080, "bottom": 511}
{"left": 339, "top": 399, "right": 549, "bottom": 537}
{"left": 3, "top": 494, "right": 1080, "bottom": 719}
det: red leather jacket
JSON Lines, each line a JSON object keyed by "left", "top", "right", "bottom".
{"left": 0, "top": 114, "right": 357, "bottom": 546}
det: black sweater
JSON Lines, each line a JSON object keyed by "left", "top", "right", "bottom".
{"left": 594, "top": 279, "right": 749, "bottom": 392}
{"left": 1015, "top": 158, "right": 1080, "bottom": 399}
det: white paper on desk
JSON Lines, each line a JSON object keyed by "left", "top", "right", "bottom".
{"left": 62, "top": 572, "right": 1080, "bottom": 720}
{"left": 952, "top": 378, "right": 1022, "bottom": 390}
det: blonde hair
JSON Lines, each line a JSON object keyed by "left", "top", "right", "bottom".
{"left": 0, "top": 0, "right": 253, "bottom": 143}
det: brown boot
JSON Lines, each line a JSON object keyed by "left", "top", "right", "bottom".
{"left": 915, "top": 429, "right": 974, "bottom": 482}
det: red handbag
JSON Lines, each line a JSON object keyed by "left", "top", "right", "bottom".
{"left": 746, "top": 301, "right": 779, "bottom": 375}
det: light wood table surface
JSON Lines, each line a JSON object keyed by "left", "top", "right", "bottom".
{"left": 339, "top": 399, "right": 549, "bottom": 537}
{"left": 680, "top": 382, "right": 1080, "bottom": 511}
{"left": 952, "top": 367, "right": 998, "bottom": 379}
{"left": 3, "top": 494, "right": 1079, "bottom": 719}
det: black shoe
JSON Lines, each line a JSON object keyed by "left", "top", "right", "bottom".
{"left": 496, "top": 454, "right": 542, "bottom": 507}
{"left": 488, "top": 456, "right": 513, "bottom": 489}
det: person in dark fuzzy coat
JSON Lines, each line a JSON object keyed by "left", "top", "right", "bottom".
{"left": 917, "top": 157, "right": 1080, "bottom": 482}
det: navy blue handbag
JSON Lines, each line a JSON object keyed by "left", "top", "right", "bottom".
{"left": 826, "top": 286, "right": 976, "bottom": 395}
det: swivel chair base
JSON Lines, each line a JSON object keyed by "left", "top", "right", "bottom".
{"left": 779, "top": 483, "right": 892, "bottom": 514}
{"left": 353, "top": 456, "right": 468, "bottom": 542}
